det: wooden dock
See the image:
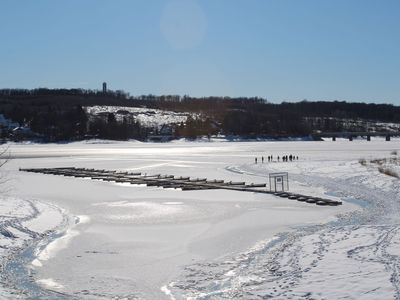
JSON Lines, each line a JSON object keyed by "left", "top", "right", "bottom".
{"left": 19, "top": 167, "right": 342, "bottom": 206}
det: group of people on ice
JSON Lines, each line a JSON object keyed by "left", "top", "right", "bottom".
{"left": 255, "top": 154, "right": 299, "bottom": 164}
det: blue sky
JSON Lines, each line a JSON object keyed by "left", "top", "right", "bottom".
{"left": 0, "top": 0, "right": 399, "bottom": 104}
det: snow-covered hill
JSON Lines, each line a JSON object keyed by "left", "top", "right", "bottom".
{"left": 84, "top": 106, "right": 197, "bottom": 129}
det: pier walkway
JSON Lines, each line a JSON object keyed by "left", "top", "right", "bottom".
{"left": 20, "top": 167, "right": 342, "bottom": 206}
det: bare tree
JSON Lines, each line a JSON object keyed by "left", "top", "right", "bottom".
{"left": 0, "top": 145, "right": 10, "bottom": 187}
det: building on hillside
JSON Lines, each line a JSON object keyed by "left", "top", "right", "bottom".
{"left": 147, "top": 124, "right": 174, "bottom": 142}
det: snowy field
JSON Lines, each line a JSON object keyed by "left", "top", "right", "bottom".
{"left": 0, "top": 139, "right": 399, "bottom": 299}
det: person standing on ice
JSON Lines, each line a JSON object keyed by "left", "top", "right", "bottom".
{"left": 255, "top": 157, "right": 258, "bottom": 164}
{"left": 262, "top": 156, "right": 264, "bottom": 163}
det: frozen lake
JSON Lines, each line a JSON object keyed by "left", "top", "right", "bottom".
{"left": 1, "top": 139, "right": 400, "bottom": 299}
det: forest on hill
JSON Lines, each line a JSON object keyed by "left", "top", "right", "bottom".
{"left": 0, "top": 88, "right": 399, "bottom": 141}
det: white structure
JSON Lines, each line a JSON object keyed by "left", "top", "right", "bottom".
{"left": 0, "top": 114, "right": 19, "bottom": 130}
{"left": 269, "top": 172, "right": 289, "bottom": 192}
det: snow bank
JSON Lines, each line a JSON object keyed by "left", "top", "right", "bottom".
{"left": 0, "top": 197, "right": 67, "bottom": 297}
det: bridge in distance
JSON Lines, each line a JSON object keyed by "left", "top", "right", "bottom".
{"left": 312, "top": 131, "right": 400, "bottom": 141}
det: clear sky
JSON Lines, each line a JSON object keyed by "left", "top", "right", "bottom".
{"left": 1, "top": 0, "right": 399, "bottom": 104}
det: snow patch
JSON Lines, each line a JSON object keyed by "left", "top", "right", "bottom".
{"left": 35, "top": 228, "right": 79, "bottom": 263}
{"left": 36, "top": 278, "right": 64, "bottom": 290}
{"left": 161, "top": 283, "right": 177, "bottom": 300}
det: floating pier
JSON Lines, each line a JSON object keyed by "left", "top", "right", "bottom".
{"left": 19, "top": 167, "right": 342, "bottom": 206}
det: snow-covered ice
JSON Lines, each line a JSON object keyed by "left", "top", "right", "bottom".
{"left": 1, "top": 139, "right": 399, "bottom": 299}
{"left": 0, "top": 197, "right": 68, "bottom": 299}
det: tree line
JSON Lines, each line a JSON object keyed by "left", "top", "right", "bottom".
{"left": 0, "top": 88, "right": 399, "bottom": 141}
